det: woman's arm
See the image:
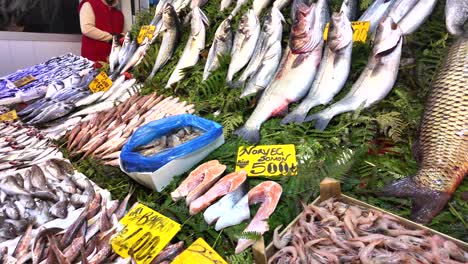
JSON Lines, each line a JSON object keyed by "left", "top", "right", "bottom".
{"left": 79, "top": 2, "right": 113, "bottom": 42}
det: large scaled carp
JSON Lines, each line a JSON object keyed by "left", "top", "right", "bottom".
{"left": 381, "top": 34, "right": 468, "bottom": 224}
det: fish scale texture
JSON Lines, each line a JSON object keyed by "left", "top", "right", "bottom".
{"left": 414, "top": 36, "right": 468, "bottom": 193}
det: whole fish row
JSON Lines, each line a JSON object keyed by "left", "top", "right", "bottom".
{"left": 170, "top": 160, "right": 283, "bottom": 253}
{"left": 0, "top": 54, "right": 93, "bottom": 106}
{"left": 0, "top": 159, "right": 100, "bottom": 243}
{"left": 0, "top": 121, "right": 60, "bottom": 173}
{"left": 0, "top": 189, "right": 132, "bottom": 264}
{"left": 65, "top": 93, "right": 195, "bottom": 166}
{"left": 268, "top": 198, "right": 468, "bottom": 264}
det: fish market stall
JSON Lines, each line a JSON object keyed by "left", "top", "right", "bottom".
{"left": 0, "top": 0, "right": 467, "bottom": 262}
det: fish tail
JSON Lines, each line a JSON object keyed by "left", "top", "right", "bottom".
{"left": 379, "top": 176, "right": 452, "bottom": 224}
{"left": 305, "top": 112, "right": 333, "bottom": 131}
{"left": 281, "top": 109, "right": 307, "bottom": 124}
{"left": 234, "top": 126, "right": 260, "bottom": 144}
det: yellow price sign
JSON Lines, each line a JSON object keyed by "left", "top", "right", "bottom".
{"left": 138, "top": 25, "right": 156, "bottom": 44}
{"left": 235, "top": 144, "right": 298, "bottom": 177}
{"left": 171, "top": 238, "right": 227, "bottom": 264}
{"left": 0, "top": 110, "right": 17, "bottom": 121}
{"left": 13, "top": 75, "right": 35, "bottom": 88}
{"left": 89, "top": 71, "right": 113, "bottom": 93}
{"left": 323, "top": 21, "right": 370, "bottom": 43}
{"left": 111, "top": 203, "right": 181, "bottom": 263}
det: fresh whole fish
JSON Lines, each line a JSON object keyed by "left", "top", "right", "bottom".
{"left": 226, "top": 9, "right": 261, "bottom": 84}
{"left": 120, "top": 38, "right": 151, "bottom": 75}
{"left": 358, "top": 0, "right": 395, "bottom": 33}
{"left": 150, "top": 0, "right": 168, "bottom": 26}
{"left": 118, "top": 32, "right": 132, "bottom": 66}
{"left": 381, "top": 34, "right": 468, "bottom": 224}
{"left": 253, "top": 0, "right": 273, "bottom": 16}
{"left": 282, "top": 0, "right": 355, "bottom": 124}
{"left": 115, "top": 40, "right": 138, "bottom": 78}
{"left": 109, "top": 35, "right": 121, "bottom": 74}
{"left": 398, "top": 0, "right": 438, "bottom": 35}
{"left": 235, "top": 0, "right": 327, "bottom": 143}
{"left": 445, "top": 0, "right": 468, "bottom": 36}
{"left": 203, "top": 18, "right": 233, "bottom": 81}
{"left": 165, "top": 7, "right": 208, "bottom": 88}
{"left": 387, "top": 0, "right": 419, "bottom": 23}
{"left": 240, "top": 7, "right": 285, "bottom": 97}
{"left": 305, "top": 17, "right": 403, "bottom": 130}
{"left": 189, "top": 170, "right": 247, "bottom": 215}
{"left": 148, "top": 3, "right": 181, "bottom": 80}
{"left": 171, "top": 160, "right": 226, "bottom": 203}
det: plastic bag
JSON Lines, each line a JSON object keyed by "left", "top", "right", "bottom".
{"left": 120, "top": 114, "right": 223, "bottom": 173}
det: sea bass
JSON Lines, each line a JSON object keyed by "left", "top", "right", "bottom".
{"left": 148, "top": 3, "right": 180, "bottom": 80}
{"left": 235, "top": 181, "right": 282, "bottom": 253}
{"left": 165, "top": 7, "right": 208, "bottom": 88}
{"left": 118, "top": 33, "right": 132, "bottom": 67}
{"left": 189, "top": 170, "right": 247, "bottom": 215}
{"left": 387, "top": 0, "right": 419, "bottom": 23}
{"left": 170, "top": 160, "right": 226, "bottom": 201}
{"left": 398, "top": 0, "right": 437, "bottom": 35}
{"left": 226, "top": 9, "right": 261, "bottom": 84}
{"left": 203, "top": 18, "right": 233, "bottom": 81}
{"left": 239, "top": 7, "right": 284, "bottom": 97}
{"left": 305, "top": 17, "right": 403, "bottom": 130}
{"left": 445, "top": 0, "right": 468, "bottom": 36}
{"left": 282, "top": 0, "right": 355, "bottom": 124}
{"left": 235, "top": 0, "right": 327, "bottom": 143}
{"left": 381, "top": 34, "right": 468, "bottom": 224}
{"left": 358, "top": 0, "right": 395, "bottom": 33}
{"left": 109, "top": 35, "right": 121, "bottom": 74}
{"left": 120, "top": 38, "right": 150, "bottom": 74}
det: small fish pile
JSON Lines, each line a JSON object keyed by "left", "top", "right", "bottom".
{"left": 171, "top": 160, "right": 282, "bottom": 253}
{"left": 0, "top": 121, "right": 60, "bottom": 173}
{"left": 0, "top": 53, "right": 93, "bottom": 106}
{"left": 0, "top": 159, "right": 99, "bottom": 243}
{"left": 134, "top": 126, "right": 205, "bottom": 156}
{"left": 0, "top": 190, "right": 133, "bottom": 263}
{"left": 66, "top": 93, "right": 194, "bottom": 166}
{"left": 268, "top": 198, "right": 468, "bottom": 264}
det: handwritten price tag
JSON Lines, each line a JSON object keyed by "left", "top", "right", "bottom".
{"left": 323, "top": 21, "right": 370, "bottom": 43}
{"left": 89, "top": 71, "right": 113, "bottom": 93}
{"left": 171, "top": 238, "right": 227, "bottom": 264}
{"left": 235, "top": 144, "right": 298, "bottom": 177}
{"left": 13, "top": 75, "right": 35, "bottom": 88}
{"left": 0, "top": 110, "right": 17, "bottom": 121}
{"left": 137, "top": 25, "right": 156, "bottom": 44}
{"left": 111, "top": 203, "right": 181, "bottom": 263}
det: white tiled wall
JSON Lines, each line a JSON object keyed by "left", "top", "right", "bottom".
{"left": 0, "top": 36, "right": 81, "bottom": 76}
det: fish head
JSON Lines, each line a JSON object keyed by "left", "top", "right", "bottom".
{"left": 162, "top": 3, "right": 178, "bottom": 28}
{"left": 373, "top": 17, "right": 402, "bottom": 56}
{"left": 264, "top": 7, "right": 285, "bottom": 37}
{"left": 215, "top": 18, "right": 232, "bottom": 42}
{"left": 112, "top": 35, "right": 120, "bottom": 49}
{"left": 191, "top": 7, "right": 209, "bottom": 36}
{"left": 328, "top": 11, "right": 353, "bottom": 52}
{"left": 123, "top": 32, "right": 132, "bottom": 45}
{"left": 240, "top": 10, "right": 260, "bottom": 37}
{"left": 290, "top": 3, "right": 317, "bottom": 52}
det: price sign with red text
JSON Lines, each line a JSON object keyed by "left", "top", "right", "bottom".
{"left": 89, "top": 71, "right": 113, "bottom": 93}
{"left": 111, "top": 203, "right": 181, "bottom": 263}
{"left": 235, "top": 144, "right": 298, "bottom": 177}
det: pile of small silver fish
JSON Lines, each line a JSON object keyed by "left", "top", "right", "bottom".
{"left": 0, "top": 121, "right": 60, "bottom": 173}
{"left": 269, "top": 198, "right": 468, "bottom": 264}
{"left": 0, "top": 189, "right": 132, "bottom": 263}
{"left": 66, "top": 93, "right": 194, "bottom": 166}
{"left": 0, "top": 54, "right": 93, "bottom": 106}
{"left": 135, "top": 126, "right": 205, "bottom": 156}
{"left": 171, "top": 160, "right": 283, "bottom": 253}
{"left": 0, "top": 159, "right": 98, "bottom": 243}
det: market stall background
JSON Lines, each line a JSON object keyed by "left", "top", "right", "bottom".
{"left": 39, "top": 0, "right": 467, "bottom": 262}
